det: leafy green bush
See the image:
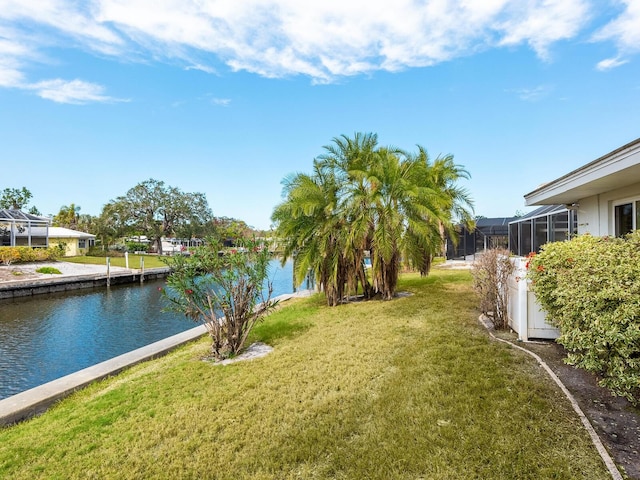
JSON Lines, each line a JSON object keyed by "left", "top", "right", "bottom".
{"left": 86, "top": 247, "right": 125, "bottom": 257}
{"left": 0, "top": 246, "right": 63, "bottom": 265}
{"left": 528, "top": 233, "right": 640, "bottom": 404}
{"left": 126, "top": 242, "right": 149, "bottom": 253}
{"left": 36, "top": 266, "right": 62, "bottom": 274}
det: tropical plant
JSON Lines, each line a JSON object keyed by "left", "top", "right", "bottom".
{"left": 528, "top": 234, "right": 640, "bottom": 404}
{"left": 53, "top": 203, "right": 81, "bottom": 229}
{"left": 272, "top": 132, "right": 474, "bottom": 305}
{"left": 162, "top": 238, "right": 276, "bottom": 360}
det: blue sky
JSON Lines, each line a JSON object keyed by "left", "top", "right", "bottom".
{"left": 2, "top": 1, "right": 640, "bottom": 230}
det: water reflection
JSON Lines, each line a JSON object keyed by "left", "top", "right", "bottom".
{"left": 0, "top": 259, "right": 299, "bottom": 400}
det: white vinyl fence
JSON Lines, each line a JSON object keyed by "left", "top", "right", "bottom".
{"left": 506, "top": 257, "right": 560, "bottom": 341}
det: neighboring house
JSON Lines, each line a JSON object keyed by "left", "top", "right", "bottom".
{"left": 446, "top": 217, "right": 516, "bottom": 260}
{"left": 11, "top": 225, "right": 95, "bottom": 257}
{"left": 46, "top": 227, "right": 96, "bottom": 256}
{"left": 0, "top": 209, "right": 51, "bottom": 247}
{"left": 507, "top": 136, "right": 640, "bottom": 340}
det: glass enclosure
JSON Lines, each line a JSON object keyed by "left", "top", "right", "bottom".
{"left": 509, "top": 205, "right": 577, "bottom": 256}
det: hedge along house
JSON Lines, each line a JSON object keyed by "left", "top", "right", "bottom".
{"left": 507, "top": 137, "right": 640, "bottom": 341}
{"left": 0, "top": 209, "right": 51, "bottom": 247}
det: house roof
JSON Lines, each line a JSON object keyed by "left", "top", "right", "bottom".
{"left": 509, "top": 205, "right": 568, "bottom": 224}
{"left": 0, "top": 209, "right": 51, "bottom": 224}
{"left": 524, "top": 137, "right": 640, "bottom": 206}
{"left": 474, "top": 217, "right": 517, "bottom": 236}
{"left": 15, "top": 227, "right": 96, "bottom": 239}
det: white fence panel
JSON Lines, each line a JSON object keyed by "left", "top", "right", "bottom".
{"left": 506, "top": 257, "right": 560, "bottom": 341}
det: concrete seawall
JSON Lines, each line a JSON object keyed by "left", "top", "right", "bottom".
{"left": 0, "top": 290, "right": 310, "bottom": 427}
{"left": 0, "top": 267, "right": 171, "bottom": 299}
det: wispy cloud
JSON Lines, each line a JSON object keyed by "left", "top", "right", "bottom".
{"left": 596, "top": 56, "right": 628, "bottom": 71}
{"left": 0, "top": 0, "right": 637, "bottom": 101}
{"left": 210, "top": 97, "right": 231, "bottom": 107}
{"left": 26, "top": 79, "right": 127, "bottom": 104}
{"left": 592, "top": 0, "right": 640, "bottom": 70}
{"left": 509, "top": 85, "right": 554, "bottom": 102}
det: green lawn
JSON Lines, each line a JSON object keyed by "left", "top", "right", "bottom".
{"left": 0, "top": 269, "right": 610, "bottom": 479}
{"left": 63, "top": 254, "right": 169, "bottom": 269}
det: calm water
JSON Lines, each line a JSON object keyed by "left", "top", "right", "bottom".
{"left": 0, "top": 259, "right": 301, "bottom": 400}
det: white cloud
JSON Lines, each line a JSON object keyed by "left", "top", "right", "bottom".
{"left": 510, "top": 85, "right": 554, "bottom": 101}
{"left": 210, "top": 97, "right": 231, "bottom": 106}
{"left": 495, "top": 0, "right": 590, "bottom": 60}
{"left": 0, "top": 0, "right": 637, "bottom": 95}
{"left": 596, "top": 56, "right": 629, "bottom": 71}
{"left": 26, "top": 79, "right": 126, "bottom": 104}
{"left": 592, "top": 0, "right": 640, "bottom": 69}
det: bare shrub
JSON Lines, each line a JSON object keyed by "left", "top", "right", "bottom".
{"left": 471, "top": 248, "right": 514, "bottom": 329}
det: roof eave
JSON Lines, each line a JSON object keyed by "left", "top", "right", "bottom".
{"left": 524, "top": 137, "right": 640, "bottom": 206}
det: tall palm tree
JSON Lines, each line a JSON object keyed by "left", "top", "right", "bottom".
{"left": 53, "top": 203, "right": 81, "bottom": 229}
{"left": 272, "top": 162, "right": 349, "bottom": 306}
{"left": 316, "top": 132, "right": 381, "bottom": 299}
{"left": 271, "top": 133, "right": 475, "bottom": 305}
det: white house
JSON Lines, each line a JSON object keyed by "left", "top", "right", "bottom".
{"left": 507, "top": 137, "right": 640, "bottom": 340}
{"left": 524, "top": 137, "right": 640, "bottom": 237}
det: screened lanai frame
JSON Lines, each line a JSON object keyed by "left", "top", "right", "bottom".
{"left": 508, "top": 205, "right": 578, "bottom": 257}
{"left": 0, "top": 209, "right": 51, "bottom": 248}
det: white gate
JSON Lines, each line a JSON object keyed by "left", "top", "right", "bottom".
{"left": 507, "top": 257, "right": 560, "bottom": 341}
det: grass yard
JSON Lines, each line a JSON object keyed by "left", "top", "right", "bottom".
{"left": 63, "top": 254, "right": 169, "bottom": 269}
{"left": 0, "top": 269, "right": 610, "bottom": 479}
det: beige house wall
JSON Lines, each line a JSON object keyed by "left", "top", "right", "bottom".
{"left": 49, "top": 237, "right": 90, "bottom": 257}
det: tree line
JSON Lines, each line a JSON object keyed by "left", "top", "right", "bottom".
{"left": 4, "top": 132, "right": 474, "bottom": 303}
{"left": 1, "top": 181, "right": 262, "bottom": 255}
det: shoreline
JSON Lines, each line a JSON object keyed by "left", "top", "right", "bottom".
{"left": 0, "top": 261, "right": 171, "bottom": 299}
{"left": 0, "top": 289, "right": 313, "bottom": 426}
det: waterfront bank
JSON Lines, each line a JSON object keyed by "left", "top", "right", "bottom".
{"left": 0, "top": 290, "right": 312, "bottom": 426}
{"left": 0, "top": 259, "right": 301, "bottom": 401}
{"left": 0, "top": 262, "right": 170, "bottom": 299}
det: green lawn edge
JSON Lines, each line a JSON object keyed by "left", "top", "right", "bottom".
{"left": 0, "top": 269, "right": 611, "bottom": 479}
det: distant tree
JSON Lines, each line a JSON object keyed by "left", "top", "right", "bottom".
{"left": 53, "top": 203, "right": 81, "bottom": 229}
{"left": 210, "top": 217, "right": 254, "bottom": 244}
{"left": 76, "top": 213, "right": 95, "bottom": 233}
{"left": 94, "top": 203, "right": 128, "bottom": 249}
{"left": 103, "top": 179, "right": 213, "bottom": 254}
{"left": 0, "top": 187, "right": 40, "bottom": 214}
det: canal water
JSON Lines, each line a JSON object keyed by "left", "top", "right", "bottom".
{"left": 0, "top": 259, "right": 302, "bottom": 400}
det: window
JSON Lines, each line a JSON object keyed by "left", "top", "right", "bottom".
{"left": 614, "top": 200, "right": 640, "bottom": 237}
{"left": 78, "top": 239, "right": 86, "bottom": 249}
{"left": 550, "top": 212, "right": 569, "bottom": 242}
{"left": 533, "top": 217, "right": 548, "bottom": 253}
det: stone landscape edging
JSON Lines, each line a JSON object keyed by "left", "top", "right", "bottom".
{"left": 478, "top": 314, "right": 623, "bottom": 480}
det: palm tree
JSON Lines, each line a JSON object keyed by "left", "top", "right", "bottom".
{"left": 272, "top": 162, "right": 349, "bottom": 306}
{"left": 271, "top": 133, "right": 475, "bottom": 305}
{"left": 316, "top": 132, "right": 381, "bottom": 299}
{"left": 53, "top": 204, "right": 81, "bottom": 229}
